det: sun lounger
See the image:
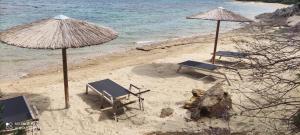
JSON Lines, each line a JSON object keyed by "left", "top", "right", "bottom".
{"left": 215, "top": 51, "right": 248, "bottom": 59}
{"left": 177, "top": 60, "right": 243, "bottom": 85}
{"left": 86, "top": 79, "right": 150, "bottom": 121}
{"left": 0, "top": 96, "right": 39, "bottom": 133}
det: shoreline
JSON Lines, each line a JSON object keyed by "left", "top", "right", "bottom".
{"left": 0, "top": 22, "right": 275, "bottom": 134}
{"left": 0, "top": 0, "right": 288, "bottom": 83}
{"left": 0, "top": 27, "right": 234, "bottom": 83}
{"left": 11, "top": 28, "right": 245, "bottom": 84}
{"left": 233, "top": 0, "right": 294, "bottom": 7}
{"left": 0, "top": 2, "right": 296, "bottom": 134}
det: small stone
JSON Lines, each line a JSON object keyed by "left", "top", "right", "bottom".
{"left": 192, "top": 89, "right": 205, "bottom": 97}
{"left": 160, "top": 108, "right": 174, "bottom": 118}
{"left": 184, "top": 96, "right": 199, "bottom": 109}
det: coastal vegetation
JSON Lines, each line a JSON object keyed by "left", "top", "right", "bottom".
{"left": 232, "top": 3, "right": 300, "bottom": 133}
{"left": 236, "top": 0, "right": 299, "bottom": 4}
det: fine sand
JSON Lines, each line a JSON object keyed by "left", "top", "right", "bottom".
{"left": 0, "top": 3, "right": 295, "bottom": 132}
{"left": 0, "top": 28, "right": 258, "bottom": 135}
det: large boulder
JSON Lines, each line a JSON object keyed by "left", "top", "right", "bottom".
{"left": 185, "top": 83, "right": 232, "bottom": 120}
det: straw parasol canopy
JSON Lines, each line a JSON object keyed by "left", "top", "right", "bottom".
{"left": 0, "top": 15, "right": 118, "bottom": 108}
{"left": 0, "top": 15, "right": 117, "bottom": 49}
{"left": 187, "top": 7, "right": 252, "bottom": 63}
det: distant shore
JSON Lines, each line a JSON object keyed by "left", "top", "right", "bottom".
{"left": 235, "top": 0, "right": 298, "bottom": 5}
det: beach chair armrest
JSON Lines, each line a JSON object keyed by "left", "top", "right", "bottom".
{"left": 32, "top": 105, "right": 39, "bottom": 116}
{"left": 120, "top": 101, "right": 137, "bottom": 107}
{"left": 135, "top": 90, "right": 151, "bottom": 96}
{"left": 129, "top": 84, "right": 141, "bottom": 90}
{"left": 102, "top": 90, "right": 114, "bottom": 103}
{"left": 126, "top": 89, "right": 150, "bottom": 100}
{"left": 31, "top": 105, "right": 39, "bottom": 121}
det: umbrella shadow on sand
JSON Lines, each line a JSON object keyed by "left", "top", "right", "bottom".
{"left": 131, "top": 63, "right": 217, "bottom": 83}
{"left": 179, "top": 68, "right": 218, "bottom": 84}
{"left": 3, "top": 92, "right": 50, "bottom": 114}
{"left": 78, "top": 92, "right": 138, "bottom": 121}
{"left": 204, "top": 59, "right": 249, "bottom": 69}
{"left": 131, "top": 63, "right": 180, "bottom": 78}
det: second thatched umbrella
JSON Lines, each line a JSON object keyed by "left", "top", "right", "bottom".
{"left": 187, "top": 7, "right": 252, "bottom": 64}
{"left": 0, "top": 15, "right": 118, "bottom": 108}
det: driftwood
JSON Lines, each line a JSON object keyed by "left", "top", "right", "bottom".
{"left": 185, "top": 83, "right": 232, "bottom": 120}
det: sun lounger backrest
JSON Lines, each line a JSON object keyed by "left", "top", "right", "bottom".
{"left": 0, "top": 96, "right": 33, "bottom": 123}
{"left": 216, "top": 51, "right": 248, "bottom": 58}
{"left": 88, "top": 79, "right": 129, "bottom": 99}
{"left": 179, "top": 60, "right": 217, "bottom": 70}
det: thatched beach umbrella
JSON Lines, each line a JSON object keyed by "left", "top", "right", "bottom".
{"left": 187, "top": 7, "right": 252, "bottom": 64}
{"left": 0, "top": 15, "right": 118, "bottom": 108}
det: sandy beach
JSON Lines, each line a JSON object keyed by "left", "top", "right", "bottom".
{"left": 0, "top": 26, "right": 266, "bottom": 134}
{"left": 0, "top": 1, "right": 298, "bottom": 134}
{"left": 1, "top": 25, "right": 299, "bottom": 134}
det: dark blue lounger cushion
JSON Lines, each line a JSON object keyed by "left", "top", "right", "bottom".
{"left": 179, "top": 60, "right": 217, "bottom": 70}
{"left": 0, "top": 96, "right": 33, "bottom": 123}
{"left": 88, "top": 79, "right": 129, "bottom": 99}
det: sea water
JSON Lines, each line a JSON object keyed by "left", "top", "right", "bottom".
{"left": 0, "top": 0, "right": 284, "bottom": 81}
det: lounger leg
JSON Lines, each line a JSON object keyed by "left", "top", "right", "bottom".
{"left": 237, "top": 71, "right": 243, "bottom": 81}
{"left": 128, "top": 85, "right": 131, "bottom": 100}
{"left": 142, "top": 100, "right": 144, "bottom": 111}
{"left": 138, "top": 95, "right": 142, "bottom": 110}
{"left": 100, "top": 96, "right": 104, "bottom": 109}
{"left": 113, "top": 103, "right": 117, "bottom": 121}
{"left": 223, "top": 74, "right": 231, "bottom": 86}
{"left": 85, "top": 85, "right": 88, "bottom": 94}
{"left": 177, "top": 65, "right": 182, "bottom": 73}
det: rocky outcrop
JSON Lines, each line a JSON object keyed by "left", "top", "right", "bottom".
{"left": 184, "top": 83, "right": 232, "bottom": 121}
{"left": 255, "top": 3, "right": 300, "bottom": 26}
{"left": 272, "top": 3, "right": 300, "bottom": 17}
{"left": 287, "top": 15, "right": 300, "bottom": 26}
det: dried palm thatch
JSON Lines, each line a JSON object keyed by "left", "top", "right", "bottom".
{"left": 0, "top": 15, "right": 118, "bottom": 108}
{"left": 0, "top": 15, "right": 118, "bottom": 49}
{"left": 187, "top": 7, "right": 252, "bottom": 64}
{"left": 187, "top": 7, "right": 253, "bottom": 22}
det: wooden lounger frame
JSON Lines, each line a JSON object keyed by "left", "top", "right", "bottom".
{"left": 0, "top": 96, "right": 40, "bottom": 134}
{"left": 86, "top": 83, "right": 150, "bottom": 121}
{"left": 177, "top": 63, "right": 243, "bottom": 86}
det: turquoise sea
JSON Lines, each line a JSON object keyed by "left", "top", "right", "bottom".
{"left": 0, "top": 0, "right": 283, "bottom": 80}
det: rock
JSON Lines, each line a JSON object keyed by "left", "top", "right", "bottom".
{"left": 184, "top": 89, "right": 205, "bottom": 109}
{"left": 192, "top": 89, "right": 205, "bottom": 97}
{"left": 185, "top": 83, "right": 232, "bottom": 120}
{"left": 287, "top": 15, "right": 300, "bottom": 27}
{"left": 272, "top": 3, "right": 300, "bottom": 18}
{"left": 255, "top": 3, "right": 300, "bottom": 26}
{"left": 160, "top": 108, "right": 174, "bottom": 118}
{"left": 184, "top": 96, "right": 200, "bottom": 109}
{"left": 204, "top": 127, "right": 230, "bottom": 135}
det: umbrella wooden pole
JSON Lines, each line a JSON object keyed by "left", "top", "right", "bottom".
{"left": 212, "top": 20, "right": 220, "bottom": 64}
{"left": 62, "top": 48, "right": 70, "bottom": 108}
